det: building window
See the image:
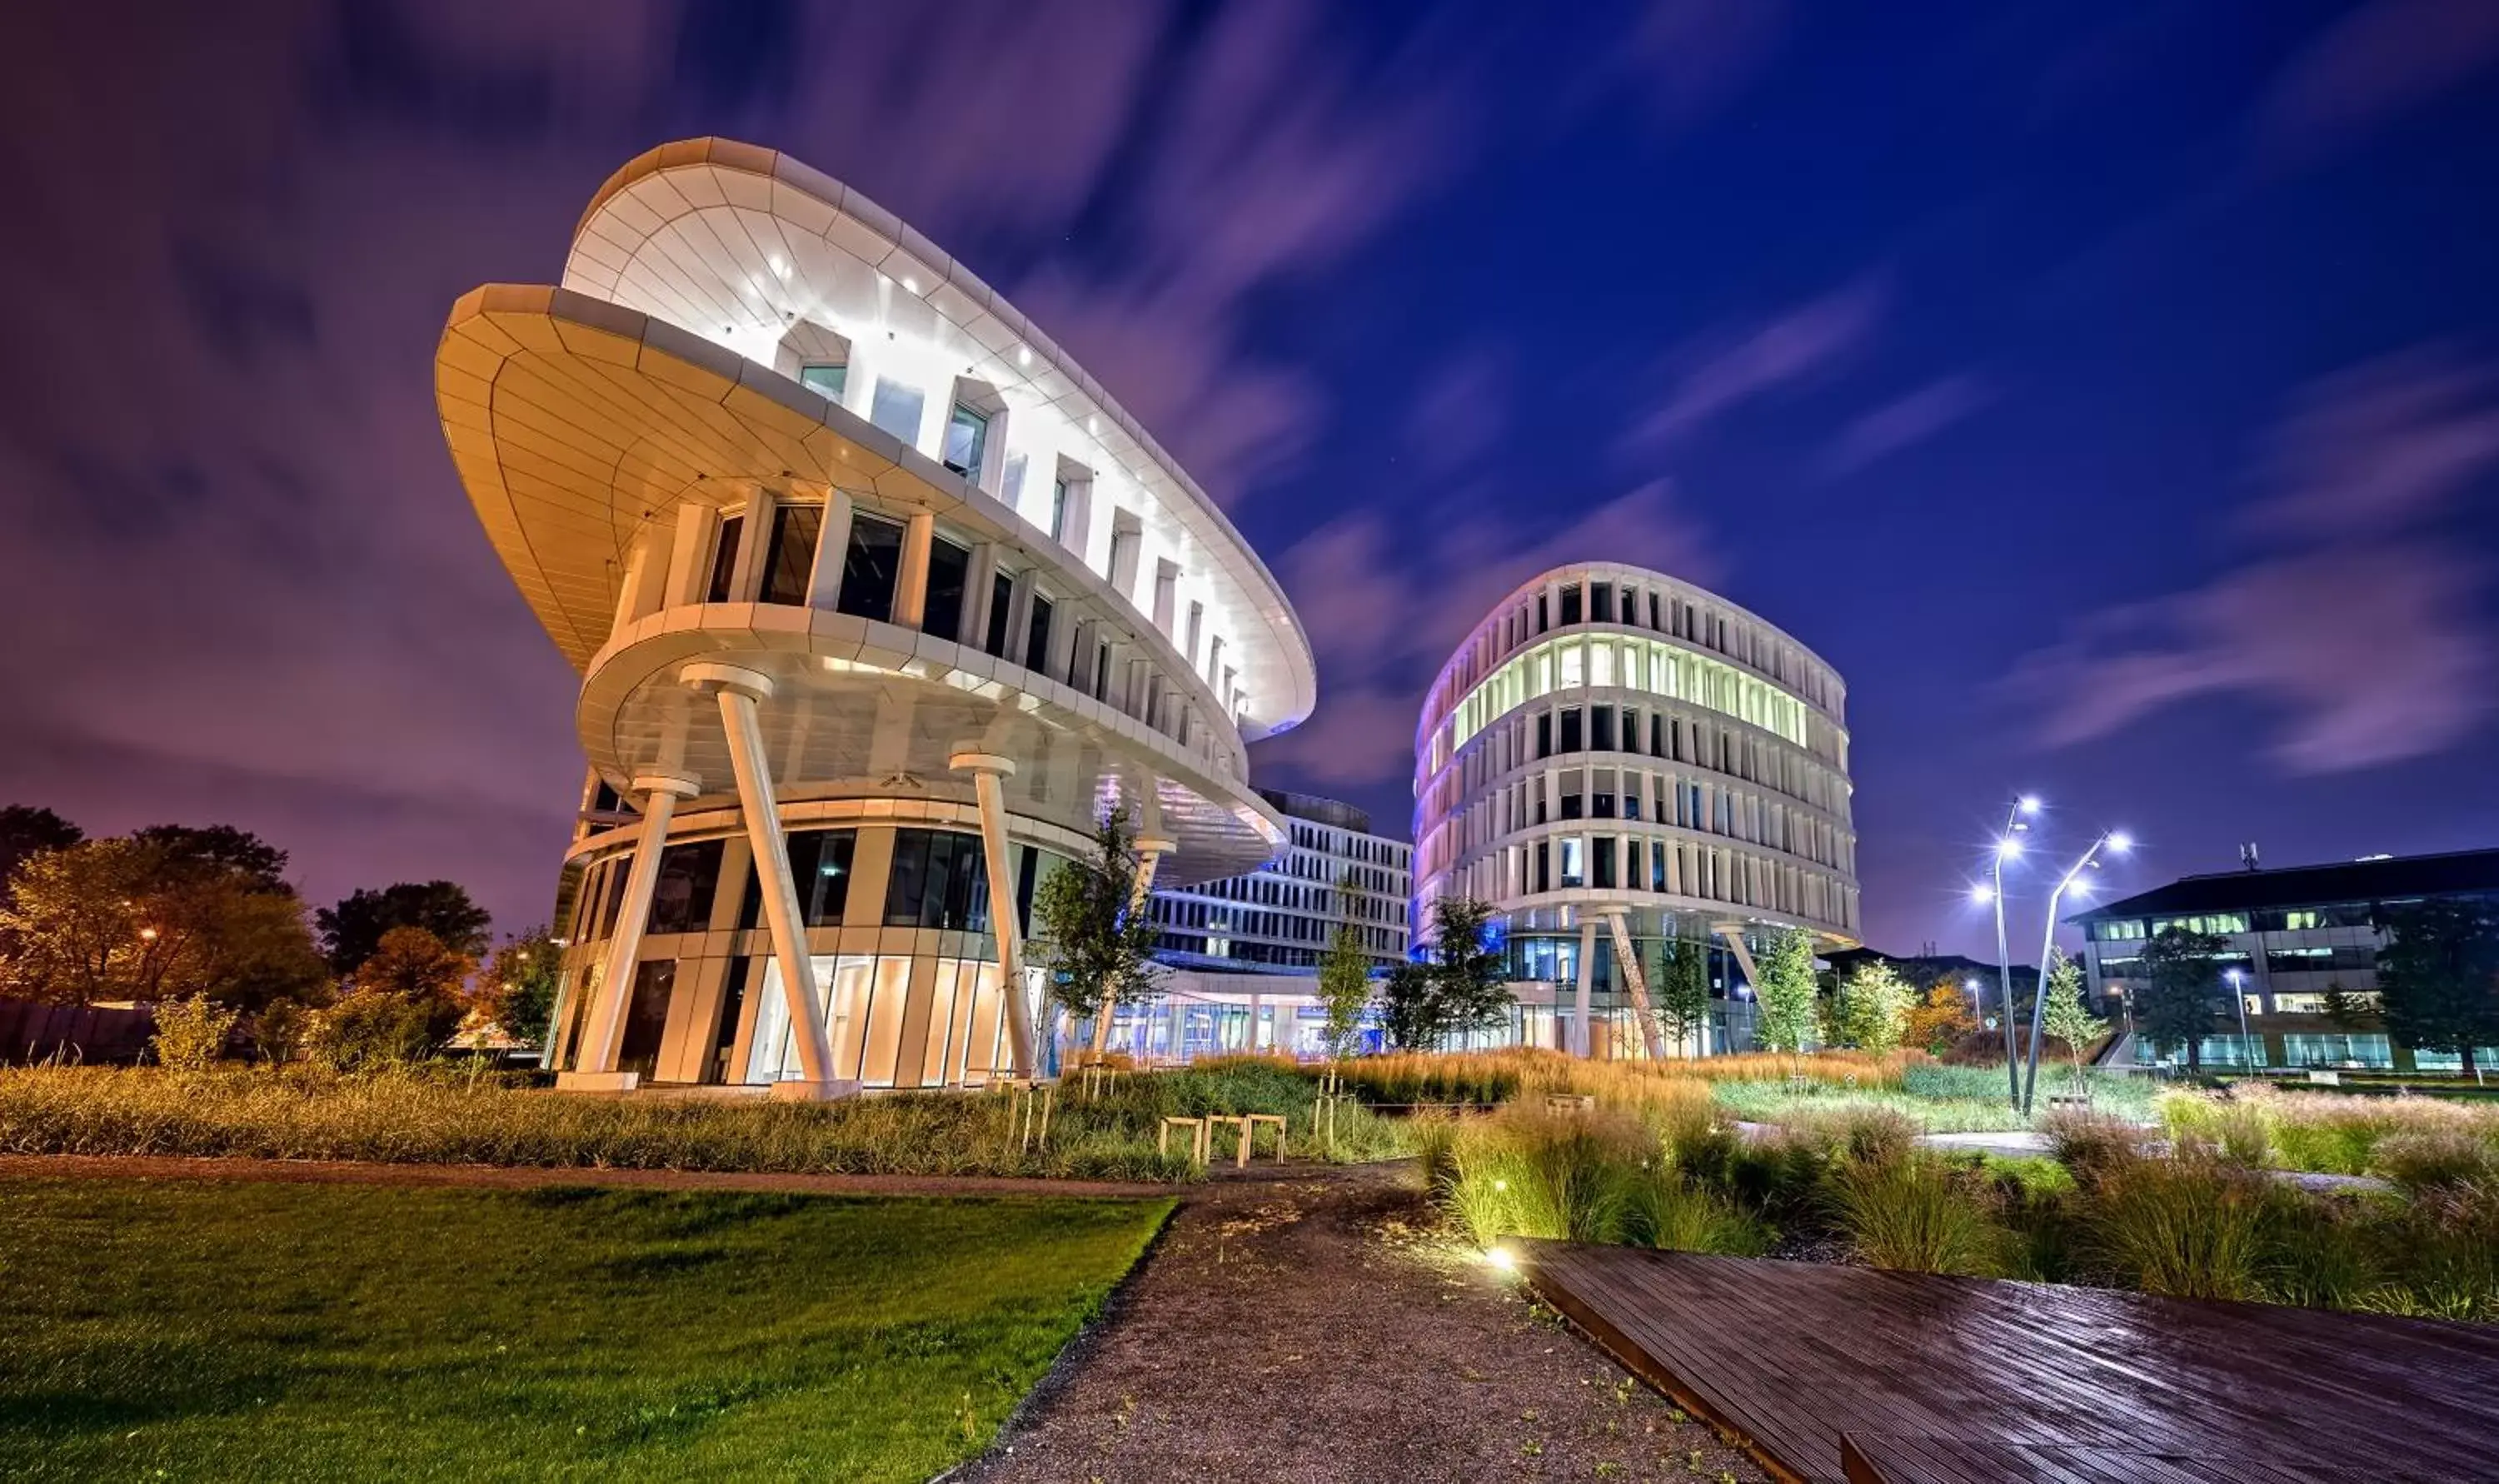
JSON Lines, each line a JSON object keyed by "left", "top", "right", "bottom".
{"left": 835, "top": 512, "right": 905, "bottom": 623}
{"left": 1537, "top": 593, "right": 1549, "bottom": 634}
{"left": 704, "top": 514, "right": 745, "bottom": 604}
{"left": 1559, "top": 707, "right": 1584, "bottom": 753}
{"left": 943, "top": 402, "right": 990, "bottom": 477}
{"left": 1536, "top": 713, "right": 1553, "bottom": 759}
{"left": 883, "top": 828, "right": 990, "bottom": 932}
{"left": 1025, "top": 594, "right": 1054, "bottom": 673}
{"left": 799, "top": 363, "right": 847, "bottom": 401}
{"left": 1592, "top": 584, "right": 1614, "bottom": 624}
{"left": 985, "top": 572, "right": 1015, "bottom": 658}
{"left": 1559, "top": 584, "right": 1582, "bottom": 626}
{"left": 1050, "top": 478, "right": 1070, "bottom": 541}
{"left": 923, "top": 535, "right": 970, "bottom": 638}
{"left": 1594, "top": 837, "right": 1618, "bottom": 889}
{"left": 1559, "top": 837, "right": 1584, "bottom": 889}
{"left": 741, "top": 829, "right": 859, "bottom": 929}
{"left": 759, "top": 503, "right": 822, "bottom": 606}
{"left": 869, "top": 378, "right": 925, "bottom": 445}
{"left": 1592, "top": 705, "right": 1617, "bottom": 752}
{"left": 646, "top": 839, "right": 724, "bottom": 934}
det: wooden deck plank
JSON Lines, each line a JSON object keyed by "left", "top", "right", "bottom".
{"left": 1521, "top": 1242, "right": 2499, "bottom": 1484}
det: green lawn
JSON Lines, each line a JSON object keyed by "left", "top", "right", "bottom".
{"left": 0, "top": 1178, "right": 1171, "bottom": 1482}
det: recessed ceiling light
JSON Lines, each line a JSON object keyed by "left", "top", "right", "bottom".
{"left": 1016, "top": 346, "right": 1032, "bottom": 366}
{"left": 901, "top": 276, "right": 920, "bottom": 293}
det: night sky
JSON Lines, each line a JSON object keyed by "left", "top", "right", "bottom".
{"left": 4, "top": 1, "right": 2498, "bottom": 960}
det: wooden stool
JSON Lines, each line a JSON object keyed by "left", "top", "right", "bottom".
{"left": 1242, "top": 1113, "right": 1288, "bottom": 1163}
{"left": 1159, "top": 1116, "right": 1210, "bottom": 1163}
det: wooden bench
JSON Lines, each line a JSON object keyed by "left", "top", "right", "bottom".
{"left": 1544, "top": 1093, "right": 1598, "bottom": 1116}
{"left": 1159, "top": 1116, "right": 1211, "bottom": 1164}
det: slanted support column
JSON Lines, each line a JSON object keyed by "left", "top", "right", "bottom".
{"left": 680, "top": 661, "right": 847, "bottom": 1101}
{"left": 1574, "top": 916, "right": 1596, "bottom": 1058}
{"left": 1607, "top": 909, "right": 1667, "bottom": 1061}
{"left": 952, "top": 751, "right": 1035, "bottom": 1079}
{"left": 559, "top": 770, "right": 701, "bottom": 1092}
{"left": 1094, "top": 832, "right": 1177, "bottom": 1053}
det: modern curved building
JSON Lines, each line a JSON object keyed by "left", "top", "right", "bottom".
{"left": 435, "top": 138, "right": 1314, "bottom": 1094}
{"left": 1411, "top": 563, "right": 1856, "bottom": 1056}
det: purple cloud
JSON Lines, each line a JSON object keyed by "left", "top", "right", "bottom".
{"left": 2258, "top": 0, "right": 2499, "bottom": 157}
{"left": 2015, "top": 346, "right": 2499, "bottom": 773}
{"left": 1825, "top": 375, "right": 1993, "bottom": 476}
{"left": 1624, "top": 278, "right": 1887, "bottom": 447}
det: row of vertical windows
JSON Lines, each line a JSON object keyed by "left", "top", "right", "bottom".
{"left": 1437, "top": 634, "right": 1815, "bottom": 779}
{"left": 1422, "top": 830, "right": 1855, "bottom": 933}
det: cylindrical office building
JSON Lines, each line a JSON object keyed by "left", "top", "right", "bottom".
{"left": 434, "top": 138, "right": 1314, "bottom": 1095}
{"left": 1410, "top": 563, "right": 1856, "bottom": 1055}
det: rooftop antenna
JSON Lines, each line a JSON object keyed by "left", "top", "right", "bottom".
{"left": 2240, "top": 841, "right": 2261, "bottom": 872}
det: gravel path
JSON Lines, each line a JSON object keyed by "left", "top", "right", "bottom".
{"left": 957, "top": 1163, "right": 1767, "bottom": 1484}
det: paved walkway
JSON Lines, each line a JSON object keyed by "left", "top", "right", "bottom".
{"left": 957, "top": 1164, "right": 1766, "bottom": 1484}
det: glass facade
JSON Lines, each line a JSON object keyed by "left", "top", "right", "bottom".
{"left": 836, "top": 513, "right": 905, "bottom": 623}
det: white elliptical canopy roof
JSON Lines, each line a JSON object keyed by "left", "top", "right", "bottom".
{"left": 554, "top": 136, "right": 1314, "bottom": 740}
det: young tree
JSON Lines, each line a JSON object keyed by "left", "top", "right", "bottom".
{"left": 317, "top": 881, "right": 492, "bottom": 975}
{"left": 1314, "top": 874, "right": 1374, "bottom": 1063}
{"left": 2374, "top": 899, "right": 2499, "bottom": 1079}
{"left": 2319, "top": 981, "right": 2373, "bottom": 1031}
{"left": 1833, "top": 960, "right": 1914, "bottom": 1054}
{"left": 1650, "top": 939, "right": 1712, "bottom": 1055}
{"left": 480, "top": 926, "right": 563, "bottom": 1048}
{"left": 132, "top": 824, "right": 292, "bottom": 894}
{"left": 1752, "top": 929, "right": 1821, "bottom": 1055}
{"left": 1424, "top": 896, "right": 1512, "bottom": 1039}
{"left": 351, "top": 925, "right": 476, "bottom": 1047}
{"left": 1378, "top": 960, "right": 1441, "bottom": 1050}
{"left": 2136, "top": 924, "right": 2228, "bottom": 1073}
{"left": 2037, "top": 949, "right": 2105, "bottom": 1095}
{"left": 1905, "top": 979, "right": 1980, "bottom": 1054}
{"left": 0, "top": 837, "right": 325, "bottom": 1009}
{"left": 1028, "top": 805, "right": 1163, "bottom": 1057}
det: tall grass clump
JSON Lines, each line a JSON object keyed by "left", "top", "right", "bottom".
{"left": 1621, "top": 1170, "right": 1772, "bottom": 1256}
{"left": 2369, "top": 1180, "right": 2499, "bottom": 1322}
{"left": 2078, "top": 1157, "right": 2280, "bottom": 1301}
{"left": 2161, "top": 1093, "right": 2272, "bottom": 1167}
{"left": 2041, "top": 1108, "right": 2154, "bottom": 1188}
{"left": 2373, "top": 1130, "right": 2497, "bottom": 1193}
{"left": 1827, "top": 1153, "right": 2012, "bottom": 1276}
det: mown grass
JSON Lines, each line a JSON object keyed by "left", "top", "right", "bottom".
{"left": 0, "top": 1177, "right": 1173, "bottom": 1482}
{"left": 0, "top": 1059, "right": 1403, "bottom": 1182}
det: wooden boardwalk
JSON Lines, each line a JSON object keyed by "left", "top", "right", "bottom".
{"left": 1520, "top": 1241, "right": 2499, "bottom": 1483}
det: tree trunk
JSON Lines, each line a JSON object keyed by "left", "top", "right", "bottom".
{"left": 1090, "top": 994, "right": 1116, "bottom": 1055}
{"left": 2462, "top": 1044, "right": 2479, "bottom": 1080}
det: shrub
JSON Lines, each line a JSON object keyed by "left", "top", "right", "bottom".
{"left": 148, "top": 996, "right": 240, "bottom": 1072}
{"left": 2080, "top": 1158, "right": 2278, "bottom": 1301}
{"left": 1621, "top": 1172, "right": 1771, "bottom": 1257}
{"left": 2042, "top": 1108, "right": 2152, "bottom": 1187}
{"left": 305, "top": 990, "right": 436, "bottom": 1072}
{"left": 2372, "top": 1131, "right": 2497, "bottom": 1194}
{"left": 1827, "top": 1154, "right": 2010, "bottom": 1276}
{"left": 1784, "top": 1104, "right": 1918, "bottom": 1168}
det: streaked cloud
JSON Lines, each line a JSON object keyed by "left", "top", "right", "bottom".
{"left": 1623, "top": 278, "right": 1887, "bottom": 447}
{"left": 1824, "top": 375, "right": 1994, "bottom": 476}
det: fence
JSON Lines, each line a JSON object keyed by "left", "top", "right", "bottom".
{"left": 0, "top": 999, "right": 156, "bottom": 1065}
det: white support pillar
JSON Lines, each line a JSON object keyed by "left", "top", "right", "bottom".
{"left": 951, "top": 751, "right": 1036, "bottom": 1079}
{"left": 1094, "top": 833, "right": 1176, "bottom": 1053}
{"left": 1607, "top": 909, "right": 1668, "bottom": 1062}
{"left": 893, "top": 510, "right": 935, "bottom": 629}
{"left": 1574, "top": 916, "right": 1596, "bottom": 1058}
{"left": 679, "top": 661, "right": 848, "bottom": 1100}
{"left": 559, "top": 771, "right": 701, "bottom": 1092}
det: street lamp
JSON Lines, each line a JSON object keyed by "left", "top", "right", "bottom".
{"left": 1989, "top": 795, "right": 2038, "bottom": 1110}
{"left": 2226, "top": 967, "right": 2255, "bottom": 1077}
{"left": 2020, "top": 829, "right": 2130, "bottom": 1114}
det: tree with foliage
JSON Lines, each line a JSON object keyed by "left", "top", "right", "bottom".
{"left": 2374, "top": 899, "right": 2499, "bottom": 1079}
{"left": 317, "top": 881, "right": 492, "bottom": 975}
{"left": 1314, "top": 874, "right": 1374, "bottom": 1062}
{"left": 2037, "top": 949, "right": 2105, "bottom": 1097}
{"left": 149, "top": 994, "right": 241, "bottom": 1071}
{"left": 348, "top": 925, "right": 476, "bottom": 1048}
{"left": 1751, "top": 929, "right": 1821, "bottom": 1054}
{"left": 1833, "top": 960, "right": 1914, "bottom": 1054}
{"left": 132, "top": 824, "right": 292, "bottom": 894}
{"left": 0, "top": 804, "right": 82, "bottom": 898}
{"left": 1905, "top": 978, "right": 1979, "bottom": 1054}
{"left": 1377, "top": 960, "right": 1441, "bottom": 1050}
{"left": 1650, "top": 939, "right": 1712, "bottom": 1055}
{"left": 2136, "top": 924, "right": 2228, "bottom": 1073}
{"left": 1028, "top": 805, "right": 1163, "bottom": 1058}
{"left": 0, "top": 836, "right": 327, "bottom": 1010}
{"left": 1424, "top": 896, "right": 1511, "bottom": 1039}
{"left": 479, "top": 926, "right": 562, "bottom": 1048}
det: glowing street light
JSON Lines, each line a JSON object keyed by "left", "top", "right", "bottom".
{"left": 2225, "top": 967, "right": 2256, "bottom": 1076}
{"left": 2020, "top": 829, "right": 2131, "bottom": 1113}
{"left": 1988, "top": 795, "right": 2036, "bottom": 1111}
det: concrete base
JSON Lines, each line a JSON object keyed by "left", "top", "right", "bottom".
{"left": 766, "top": 1078, "right": 863, "bottom": 1103}
{"left": 554, "top": 1069, "right": 640, "bottom": 1093}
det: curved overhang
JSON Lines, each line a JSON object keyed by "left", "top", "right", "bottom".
{"left": 554, "top": 137, "right": 1314, "bottom": 740}
{"left": 578, "top": 608, "right": 1284, "bottom": 885}
{"left": 435, "top": 284, "right": 1254, "bottom": 759}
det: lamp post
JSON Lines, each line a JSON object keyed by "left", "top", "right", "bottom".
{"left": 2019, "top": 829, "right": 2131, "bottom": 1115}
{"left": 2226, "top": 967, "right": 2255, "bottom": 1078}
{"left": 1981, "top": 795, "right": 2038, "bottom": 1112}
